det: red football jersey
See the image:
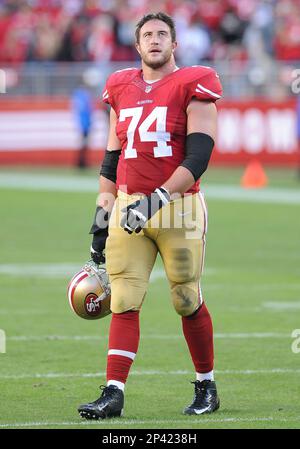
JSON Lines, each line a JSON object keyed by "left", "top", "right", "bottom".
{"left": 102, "top": 66, "right": 222, "bottom": 195}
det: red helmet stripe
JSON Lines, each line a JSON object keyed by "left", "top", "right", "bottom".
{"left": 68, "top": 271, "right": 88, "bottom": 313}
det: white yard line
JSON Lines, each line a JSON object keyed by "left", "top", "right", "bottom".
{"left": 263, "top": 301, "right": 300, "bottom": 310}
{"left": 0, "top": 264, "right": 167, "bottom": 280}
{"left": 1, "top": 263, "right": 298, "bottom": 295}
{"left": 0, "top": 416, "right": 299, "bottom": 428}
{"left": 0, "top": 173, "right": 98, "bottom": 193}
{"left": 0, "top": 263, "right": 83, "bottom": 278}
{"left": 202, "top": 184, "right": 300, "bottom": 205}
{"left": 1, "top": 368, "right": 299, "bottom": 380}
{"left": 5, "top": 332, "right": 291, "bottom": 342}
{"left": 0, "top": 264, "right": 216, "bottom": 279}
{"left": 1, "top": 172, "right": 300, "bottom": 204}
{"left": 206, "top": 283, "right": 300, "bottom": 291}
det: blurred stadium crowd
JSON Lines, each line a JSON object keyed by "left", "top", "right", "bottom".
{"left": 1, "top": 0, "right": 300, "bottom": 65}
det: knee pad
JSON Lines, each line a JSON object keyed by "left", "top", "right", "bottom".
{"left": 166, "top": 248, "right": 195, "bottom": 284}
{"left": 171, "top": 282, "right": 201, "bottom": 316}
{"left": 110, "top": 277, "right": 146, "bottom": 314}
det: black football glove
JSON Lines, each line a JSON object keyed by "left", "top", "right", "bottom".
{"left": 120, "top": 187, "right": 170, "bottom": 234}
{"left": 89, "top": 206, "right": 110, "bottom": 264}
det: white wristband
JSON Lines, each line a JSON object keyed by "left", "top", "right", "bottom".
{"left": 155, "top": 187, "right": 170, "bottom": 205}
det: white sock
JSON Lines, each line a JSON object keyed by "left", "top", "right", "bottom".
{"left": 107, "top": 380, "right": 125, "bottom": 391}
{"left": 196, "top": 370, "right": 214, "bottom": 382}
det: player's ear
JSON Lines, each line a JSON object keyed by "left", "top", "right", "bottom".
{"left": 135, "top": 42, "right": 141, "bottom": 55}
{"left": 172, "top": 41, "right": 178, "bottom": 52}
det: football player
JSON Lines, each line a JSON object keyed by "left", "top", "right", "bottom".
{"left": 78, "top": 11, "right": 222, "bottom": 420}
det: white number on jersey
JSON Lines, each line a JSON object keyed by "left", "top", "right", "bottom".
{"left": 119, "top": 106, "right": 172, "bottom": 159}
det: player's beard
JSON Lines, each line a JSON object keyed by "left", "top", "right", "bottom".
{"left": 142, "top": 49, "right": 173, "bottom": 70}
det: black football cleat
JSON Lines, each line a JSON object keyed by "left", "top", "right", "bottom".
{"left": 183, "top": 380, "right": 220, "bottom": 415}
{"left": 78, "top": 385, "right": 124, "bottom": 420}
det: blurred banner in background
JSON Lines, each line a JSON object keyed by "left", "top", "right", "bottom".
{"left": 0, "top": 96, "right": 297, "bottom": 166}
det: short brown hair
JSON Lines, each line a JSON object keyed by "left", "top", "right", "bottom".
{"left": 135, "top": 12, "right": 176, "bottom": 44}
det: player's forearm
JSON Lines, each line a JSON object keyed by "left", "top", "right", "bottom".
{"left": 161, "top": 166, "right": 195, "bottom": 195}
{"left": 96, "top": 147, "right": 121, "bottom": 212}
{"left": 97, "top": 175, "right": 117, "bottom": 212}
{"left": 162, "top": 132, "right": 215, "bottom": 195}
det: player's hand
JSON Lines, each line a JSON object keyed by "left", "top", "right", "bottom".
{"left": 90, "top": 229, "right": 108, "bottom": 264}
{"left": 120, "top": 187, "right": 170, "bottom": 234}
{"left": 89, "top": 206, "right": 110, "bottom": 265}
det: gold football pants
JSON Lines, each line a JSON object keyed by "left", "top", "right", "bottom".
{"left": 106, "top": 191, "right": 208, "bottom": 316}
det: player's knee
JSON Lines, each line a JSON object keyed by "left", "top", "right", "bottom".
{"left": 110, "top": 278, "right": 145, "bottom": 314}
{"left": 171, "top": 283, "right": 199, "bottom": 316}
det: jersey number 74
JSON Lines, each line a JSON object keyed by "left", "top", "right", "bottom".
{"left": 119, "top": 106, "right": 173, "bottom": 159}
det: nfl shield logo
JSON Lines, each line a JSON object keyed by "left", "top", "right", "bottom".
{"left": 145, "top": 85, "right": 152, "bottom": 93}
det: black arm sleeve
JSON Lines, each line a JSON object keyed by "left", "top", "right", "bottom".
{"left": 100, "top": 149, "right": 121, "bottom": 183}
{"left": 180, "top": 133, "right": 214, "bottom": 181}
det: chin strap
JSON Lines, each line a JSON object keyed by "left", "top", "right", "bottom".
{"left": 83, "top": 260, "right": 111, "bottom": 301}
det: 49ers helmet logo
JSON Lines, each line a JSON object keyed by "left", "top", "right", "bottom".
{"left": 85, "top": 293, "right": 101, "bottom": 316}
{"left": 67, "top": 262, "right": 111, "bottom": 320}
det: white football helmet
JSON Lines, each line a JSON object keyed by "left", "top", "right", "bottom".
{"left": 67, "top": 261, "right": 111, "bottom": 320}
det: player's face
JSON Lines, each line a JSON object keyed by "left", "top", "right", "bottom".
{"left": 136, "top": 20, "right": 177, "bottom": 70}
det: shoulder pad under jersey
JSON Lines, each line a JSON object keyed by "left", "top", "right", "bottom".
{"left": 179, "top": 65, "right": 223, "bottom": 102}
{"left": 102, "top": 68, "right": 140, "bottom": 105}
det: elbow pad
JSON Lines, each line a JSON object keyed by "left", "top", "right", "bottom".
{"left": 100, "top": 149, "right": 121, "bottom": 183}
{"left": 180, "top": 133, "right": 214, "bottom": 181}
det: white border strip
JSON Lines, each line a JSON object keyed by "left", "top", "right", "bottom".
{"left": 0, "top": 416, "right": 300, "bottom": 428}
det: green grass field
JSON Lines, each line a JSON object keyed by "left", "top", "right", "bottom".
{"left": 0, "top": 166, "right": 300, "bottom": 429}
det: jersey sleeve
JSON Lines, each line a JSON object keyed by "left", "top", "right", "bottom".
{"left": 185, "top": 67, "right": 223, "bottom": 104}
{"left": 102, "top": 74, "right": 114, "bottom": 107}
{"left": 101, "top": 68, "right": 138, "bottom": 111}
